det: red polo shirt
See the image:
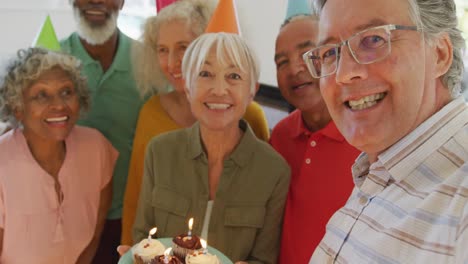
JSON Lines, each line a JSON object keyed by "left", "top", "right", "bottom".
{"left": 270, "top": 110, "right": 360, "bottom": 264}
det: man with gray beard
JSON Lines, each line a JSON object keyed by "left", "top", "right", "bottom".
{"left": 60, "top": 0, "right": 145, "bottom": 262}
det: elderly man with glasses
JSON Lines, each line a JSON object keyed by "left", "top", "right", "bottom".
{"left": 307, "top": 0, "right": 468, "bottom": 263}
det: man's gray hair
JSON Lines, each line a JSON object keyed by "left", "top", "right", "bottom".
{"left": 280, "top": 14, "right": 318, "bottom": 29}
{"left": 0, "top": 48, "right": 89, "bottom": 127}
{"left": 182, "top": 32, "right": 260, "bottom": 96}
{"left": 313, "top": 0, "right": 465, "bottom": 97}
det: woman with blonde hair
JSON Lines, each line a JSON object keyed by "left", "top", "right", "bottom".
{"left": 121, "top": 0, "right": 270, "bottom": 245}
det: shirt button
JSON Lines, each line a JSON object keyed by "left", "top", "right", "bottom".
{"left": 359, "top": 196, "right": 368, "bottom": 205}
{"left": 305, "top": 158, "right": 311, "bottom": 164}
{"left": 310, "top": 140, "right": 317, "bottom": 147}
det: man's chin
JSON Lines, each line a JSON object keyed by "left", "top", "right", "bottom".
{"left": 73, "top": 9, "right": 118, "bottom": 45}
{"left": 77, "top": 27, "right": 117, "bottom": 45}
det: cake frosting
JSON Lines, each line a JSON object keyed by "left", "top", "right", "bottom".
{"left": 152, "top": 254, "right": 183, "bottom": 264}
{"left": 172, "top": 234, "right": 202, "bottom": 262}
{"left": 185, "top": 251, "right": 220, "bottom": 264}
{"left": 132, "top": 238, "right": 166, "bottom": 263}
{"left": 172, "top": 234, "right": 202, "bottom": 249}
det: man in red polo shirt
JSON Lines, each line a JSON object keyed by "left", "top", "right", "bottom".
{"left": 271, "top": 14, "right": 360, "bottom": 264}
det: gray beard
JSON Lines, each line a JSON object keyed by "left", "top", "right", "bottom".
{"left": 73, "top": 8, "right": 118, "bottom": 45}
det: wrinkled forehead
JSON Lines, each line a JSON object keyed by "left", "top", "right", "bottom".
{"left": 37, "top": 66, "right": 71, "bottom": 78}
{"left": 318, "top": 0, "right": 413, "bottom": 45}
{"left": 26, "top": 66, "right": 74, "bottom": 92}
{"left": 157, "top": 20, "right": 195, "bottom": 45}
{"left": 278, "top": 18, "right": 319, "bottom": 43}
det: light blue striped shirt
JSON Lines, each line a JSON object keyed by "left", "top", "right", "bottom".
{"left": 310, "top": 97, "right": 468, "bottom": 264}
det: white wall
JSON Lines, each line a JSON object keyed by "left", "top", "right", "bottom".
{"left": 0, "top": 0, "right": 288, "bottom": 87}
{"left": 0, "top": 1, "right": 74, "bottom": 60}
{"left": 237, "top": 0, "right": 287, "bottom": 86}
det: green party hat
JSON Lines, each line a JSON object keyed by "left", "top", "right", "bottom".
{"left": 32, "top": 15, "right": 60, "bottom": 51}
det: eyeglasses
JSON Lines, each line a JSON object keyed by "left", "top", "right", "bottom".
{"left": 302, "top": 24, "right": 419, "bottom": 78}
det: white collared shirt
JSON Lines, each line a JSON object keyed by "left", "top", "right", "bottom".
{"left": 310, "top": 97, "right": 468, "bottom": 264}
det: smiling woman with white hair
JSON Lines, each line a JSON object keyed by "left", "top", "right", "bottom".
{"left": 131, "top": 33, "right": 290, "bottom": 264}
{"left": 121, "top": 0, "right": 271, "bottom": 248}
{"left": 0, "top": 47, "right": 118, "bottom": 263}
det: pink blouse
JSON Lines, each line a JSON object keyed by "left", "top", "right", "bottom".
{"left": 0, "top": 126, "right": 118, "bottom": 264}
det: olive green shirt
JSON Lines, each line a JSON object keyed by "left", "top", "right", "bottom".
{"left": 60, "top": 31, "right": 144, "bottom": 219}
{"left": 134, "top": 120, "right": 291, "bottom": 264}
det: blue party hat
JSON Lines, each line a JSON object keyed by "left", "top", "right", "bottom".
{"left": 285, "top": 0, "right": 311, "bottom": 20}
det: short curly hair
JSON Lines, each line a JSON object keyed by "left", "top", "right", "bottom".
{"left": 0, "top": 47, "right": 90, "bottom": 127}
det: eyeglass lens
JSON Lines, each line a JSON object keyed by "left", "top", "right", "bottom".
{"left": 305, "top": 26, "right": 392, "bottom": 78}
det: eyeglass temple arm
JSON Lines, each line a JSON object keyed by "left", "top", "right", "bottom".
{"left": 393, "top": 25, "right": 419, "bottom": 31}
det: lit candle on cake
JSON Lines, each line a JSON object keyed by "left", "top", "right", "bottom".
{"left": 163, "top": 247, "right": 172, "bottom": 263}
{"left": 148, "top": 227, "right": 157, "bottom": 243}
{"left": 185, "top": 238, "right": 220, "bottom": 264}
{"left": 187, "top": 218, "right": 194, "bottom": 238}
{"left": 200, "top": 239, "right": 208, "bottom": 254}
{"left": 133, "top": 227, "right": 165, "bottom": 263}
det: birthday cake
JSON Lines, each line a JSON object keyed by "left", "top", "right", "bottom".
{"left": 185, "top": 250, "right": 220, "bottom": 264}
{"left": 151, "top": 254, "right": 183, "bottom": 264}
{"left": 172, "top": 234, "right": 202, "bottom": 263}
{"left": 132, "top": 238, "right": 166, "bottom": 264}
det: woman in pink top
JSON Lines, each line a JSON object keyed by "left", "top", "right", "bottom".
{"left": 0, "top": 48, "right": 118, "bottom": 263}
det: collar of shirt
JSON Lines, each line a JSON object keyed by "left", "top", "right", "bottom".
{"left": 288, "top": 109, "right": 345, "bottom": 142}
{"left": 69, "top": 30, "right": 132, "bottom": 72}
{"left": 352, "top": 96, "right": 468, "bottom": 192}
{"left": 187, "top": 119, "right": 256, "bottom": 167}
